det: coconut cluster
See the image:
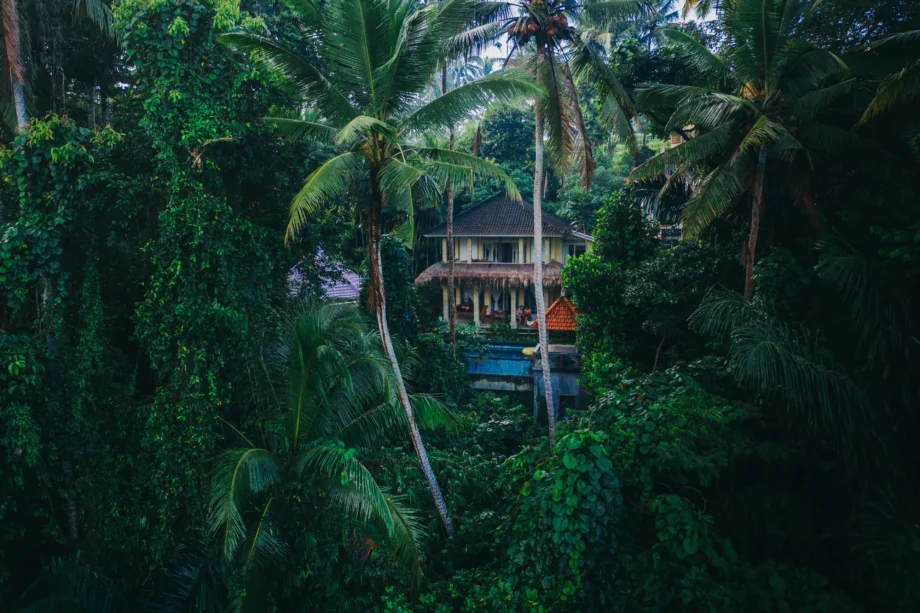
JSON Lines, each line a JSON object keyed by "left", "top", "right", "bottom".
{"left": 507, "top": 8, "right": 573, "bottom": 44}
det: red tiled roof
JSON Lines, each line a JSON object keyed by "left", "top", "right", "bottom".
{"left": 531, "top": 296, "right": 578, "bottom": 331}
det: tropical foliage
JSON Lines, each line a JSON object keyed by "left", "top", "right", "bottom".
{"left": 2, "top": 0, "right": 920, "bottom": 611}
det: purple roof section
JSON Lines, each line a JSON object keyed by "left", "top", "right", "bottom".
{"left": 289, "top": 249, "right": 362, "bottom": 301}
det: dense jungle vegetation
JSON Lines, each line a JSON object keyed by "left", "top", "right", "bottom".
{"left": 1, "top": 0, "right": 919, "bottom": 610}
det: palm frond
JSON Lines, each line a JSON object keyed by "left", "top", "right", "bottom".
{"left": 73, "top": 0, "right": 116, "bottom": 40}
{"left": 690, "top": 288, "right": 872, "bottom": 443}
{"left": 599, "top": 95, "right": 637, "bottom": 154}
{"left": 443, "top": 21, "right": 508, "bottom": 58}
{"left": 729, "top": 318, "right": 868, "bottom": 435}
{"left": 419, "top": 147, "right": 521, "bottom": 201}
{"left": 583, "top": 0, "right": 648, "bottom": 28}
{"left": 681, "top": 154, "right": 753, "bottom": 235}
{"left": 535, "top": 49, "right": 576, "bottom": 178}
{"left": 262, "top": 117, "right": 337, "bottom": 142}
{"left": 324, "top": 0, "right": 392, "bottom": 111}
{"left": 142, "top": 549, "right": 226, "bottom": 613}
{"left": 868, "top": 28, "right": 920, "bottom": 49}
{"left": 688, "top": 287, "right": 752, "bottom": 339}
{"left": 403, "top": 70, "right": 543, "bottom": 133}
{"left": 334, "top": 115, "right": 396, "bottom": 147}
{"left": 736, "top": 115, "right": 802, "bottom": 156}
{"left": 665, "top": 92, "right": 757, "bottom": 133}
{"left": 657, "top": 27, "right": 727, "bottom": 81}
{"left": 287, "top": 153, "right": 365, "bottom": 242}
{"left": 297, "top": 441, "right": 426, "bottom": 577}
{"left": 570, "top": 36, "right": 637, "bottom": 129}
{"left": 281, "top": 0, "right": 322, "bottom": 24}
{"left": 634, "top": 82, "right": 711, "bottom": 110}
{"left": 630, "top": 123, "right": 735, "bottom": 181}
{"left": 561, "top": 61, "right": 595, "bottom": 189}
{"left": 338, "top": 393, "right": 456, "bottom": 447}
{"left": 207, "top": 448, "right": 280, "bottom": 562}
{"left": 859, "top": 61, "right": 920, "bottom": 125}
{"left": 11, "top": 553, "right": 115, "bottom": 613}
{"left": 373, "top": 1, "right": 441, "bottom": 115}
{"left": 780, "top": 49, "right": 848, "bottom": 97}
{"left": 379, "top": 159, "right": 427, "bottom": 197}
{"left": 219, "top": 33, "right": 355, "bottom": 120}
{"left": 242, "top": 497, "right": 284, "bottom": 571}
{"left": 792, "top": 78, "right": 858, "bottom": 121}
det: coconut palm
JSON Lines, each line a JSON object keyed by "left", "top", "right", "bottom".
{"left": 631, "top": 0, "right": 883, "bottom": 300}
{"left": 0, "top": 0, "right": 115, "bottom": 131}
{"left": 437, "top": 2, "right": 511, "bottom": 350}
{"left": 221, "top": 0, "right": 542, "bottom": 533}
{"left": 207, "top": 302, "right": 455, "bottom": 605}
{"left": 477, "top": 0, "right": 647, "bottom": 445}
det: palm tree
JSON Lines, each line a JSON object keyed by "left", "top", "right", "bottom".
{"left": 208, "top": 302, "right": 455, "bottom": 605}
{"left": 494, "top": 0, "right": 646, "bottom": 445}
{"left": 438, "top": 6, "right": 506, "bottom": 351}
{"left": 0, "top": 0, "right": 115, "bottom": 131}
{"left": 680, "top": 0, "right": 719, "bottom": 19}
{"left": 631, "top": 0, "right": 877, "bottom": 299}
{"left": 854, "top": 29, "right": 920, "bottom": 125}
{"left": 221, "top": 0, "right": 542, "bottom": 533}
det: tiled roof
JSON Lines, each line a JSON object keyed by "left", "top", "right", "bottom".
{"left": 289, "top": 249, "right": 362, "bottom": 300}
{"left": 323, "top": 269, "right": 362, "bottom": 300}
{"left": 423, "top": 194, "right": 578, "bottom": 238}
{"left": 530, "top": 296, "right": 578, "bottom": 331}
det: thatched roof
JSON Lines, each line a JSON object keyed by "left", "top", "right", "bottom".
{"left": 414, "top": 261, "right": 563, "bottom": 289}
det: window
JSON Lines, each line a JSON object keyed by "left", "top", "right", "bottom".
{"left": 565, "top": 243, "right": 587, "bottom": 264}
{"left": 483, "top": 242, "right": 498, "bottom": 262}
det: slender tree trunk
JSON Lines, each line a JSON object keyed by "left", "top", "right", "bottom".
{"left": 61, "top": 456, "right": 79, "bottom": 541}
{"left": 3, "top": 0, "right": 28, "bottom": 131}
{"left": 368, "top": 166, "right": 454, "bottom": 535}
{"left": 744, "top": 149, "right": 767, "bottom": 301}
{"left": 442, "top": 63, "right": 457, "bottom": 348}
{"left": 87, "top": 84, "right": 97, "bottom": 129}
{"left": 533, "top": 44, "right": 557, "bottom": 447}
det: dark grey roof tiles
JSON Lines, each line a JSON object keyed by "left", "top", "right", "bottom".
{"left": 423, "top": 194, "right": 576, "bottom": 238}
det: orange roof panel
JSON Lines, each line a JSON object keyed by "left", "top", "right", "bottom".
{"left": 531, "top": 296, "right": 578, "bottom": 331}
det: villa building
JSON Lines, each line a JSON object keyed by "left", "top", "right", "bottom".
{"left": 414, "top": 194, "right": 592, "bottom": 328}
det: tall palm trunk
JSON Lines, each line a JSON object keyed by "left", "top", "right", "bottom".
{"left": 744, "top": 149, "right": 767, "bottom": 301}
{"left": 532, "top": 45, "right": 557, "bottom": 447}
{"left": 3, "top": 0, "right": 28, "bottom": 131}
{"left": 87, "top": 84, "right": 97, "bottom": 129}
{"left": 368, "top": 165, "right": 454, "bottom": 535}
{"left": 442, "top": 64, "right": 457, "bottom": 348}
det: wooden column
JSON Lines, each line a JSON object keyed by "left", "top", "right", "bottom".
{"left": 510, "top": 285, "right": 518, "bottom": 329}
{"left": 543, "top": 238, "right": 549, "bottom": 263}
{"left": 473, "top": 286, "right": 480, "bottom": 327}
{"left": 484, "top": 287, "right": 491, "bottom": 315}
{"left": 442, "top": 285, "right": 449, "bottom": 321}
{"left": 441, "top": 238, "right": 447, "bottom": 262}
{"left": 467, "top": 238, "right": 473, "bottom": 263}
{"left": 518, "top": 238, "right": 524, "bottom": 263}
{"left": 455, "top": 286, "right": 461, "bottom": 306}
